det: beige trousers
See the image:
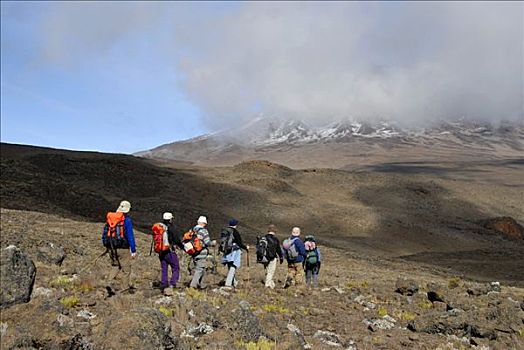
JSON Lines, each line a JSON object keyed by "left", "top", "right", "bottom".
{"left": 107, "top": 249, "right": 135, "bottom": 290}
{"left": 264, "top": 259, "right": 277, "bottom": 289}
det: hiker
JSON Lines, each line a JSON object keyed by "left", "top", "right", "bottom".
{"left": 283, "top": 227, "right": 307, "bottom": 288}
{"left": 257, "top": 224, "right": 284, "bottom": 289}
{"left": 101, "top": 200, "right": 137, "bottom": 291}
{"left": 184, "top": 216, "right": 214, "bottom": 289}
{"left": 152, "top": 212, "right": 181, "bottom": 295}
{"left": 219, "top": 218, "right": 249, "bottom": 288}
{"left": 303, "top": 235, "right": 321, "bottom": 288}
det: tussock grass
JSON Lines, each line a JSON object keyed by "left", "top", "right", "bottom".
{"left": 60, "top": 296, "right": 79, "bottom": 308}
{"left": 235, "top": 338, "right": 276, "bottom": 350}
{"left": 185, "top": 288, "right": 206, "bottom": 301}
{"left": 261, "top": 304, "right": 290, "bottom": 315}
{"left": 448, "top": 277, "right": 461, "bottom": 289}
{"left": 377, "top": 306, "right": 388, "bottom": 317}
{"left": 158, "top": 306, "right": 173, "bottom": 317}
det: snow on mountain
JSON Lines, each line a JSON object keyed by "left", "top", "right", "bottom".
{"left": 135, "top": 116, "right": 524, "bottom": 161}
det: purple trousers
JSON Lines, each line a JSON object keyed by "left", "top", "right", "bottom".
{"left": 159, "top": 250, "right": 180, "bottom": 288}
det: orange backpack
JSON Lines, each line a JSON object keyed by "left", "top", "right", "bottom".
{"left": 152, "top": 223, "right": 170, "bottom": 253}
{"left": 102, "top": 212, "right": 127, "bottom": 248}
{"left": 182, "top": 228, "right": 204, "bottom": 255}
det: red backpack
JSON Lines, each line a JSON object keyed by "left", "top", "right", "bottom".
{"left": 102, "top": 212, "right": 127, "bottom": 248}
{"left": 182, "top": 228, "right": 204, "bottom": 255}
{"left": 152, "top": 223, "right": 170, "bottom": 253}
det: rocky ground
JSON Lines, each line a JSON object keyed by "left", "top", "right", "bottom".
{"left": 1, "top": 209, "right": 523, "bottom": 350}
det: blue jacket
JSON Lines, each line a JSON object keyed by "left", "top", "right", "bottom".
{"left": 124, "top": 216, "right": 136, "bottom": 253}
{"left": 102, "top": 215, "right": 136, "bottom": 253}
{"left": 286, "top": 236, "right": 307, "bottom": 263}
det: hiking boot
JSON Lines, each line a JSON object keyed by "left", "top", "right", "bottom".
{"left": 152, "top": 281, "right": 163, "bottom": 289}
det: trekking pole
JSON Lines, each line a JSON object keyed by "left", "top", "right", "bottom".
{"left": 78, "top": 249, "right": 108, "bottom": 274}
{"left": 149, "top": 236, "right": 154, "bottom": 256}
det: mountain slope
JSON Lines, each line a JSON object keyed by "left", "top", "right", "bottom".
{"left": 135, "top": 118, "right": 524, "bottom": 168}
{"left": 1, "top": 142, "right": 523, "bottom": 285}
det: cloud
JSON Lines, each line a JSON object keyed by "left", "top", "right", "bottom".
{"left": 173, "top": 2, "right": 523, "bottom": 127}
{"left": 23, "top": 2, "right": 524, "bottom": 127}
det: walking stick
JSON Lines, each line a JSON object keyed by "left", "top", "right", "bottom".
{"left": 149, "top": 236, "right": 154, "bottom": 256}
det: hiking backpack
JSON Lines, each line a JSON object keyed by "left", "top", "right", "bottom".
{"left": 182, "top": 227, "right": 204, "bottom": 256}
{"left": 219, "top": 228, "right": 234, "bottom": 255}
{"left": 102, "top": 212, "right": 128, "bottom": 249}
{"left": 152, "top": 223, "right": 170, "bottom": 253}
{"left": 256, "top": 236, "right": 269, "bottom": 264}
{"left": 282, "top": 237, "right": 299, "bottom": 259}
{"left": 304, "top": 235, "right": 318, "bottom": 265}
{"left": 305, "top": 248, "right": 319, "bottom": 265}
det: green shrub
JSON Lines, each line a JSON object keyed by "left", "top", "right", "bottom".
{"left": 377, "top": 306, "right": 388, "bottom": 317}
{"left": 158, "top": 306, "right": 173, "bottom": 317}
{"left": 448, "top": 277, "right": 461, "bottom": 289}
{"left": 262, "top": 304, "right": 290, "bottom": 315}
{"left": 60, "top": 296, "right": 79, "bottom": 308}
{"left": 235, "top": 339, "right": 275, "bottom": 350}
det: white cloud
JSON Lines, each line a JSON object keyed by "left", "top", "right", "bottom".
{"left": 30, "top": 2, "right": 524, "bottom": 127}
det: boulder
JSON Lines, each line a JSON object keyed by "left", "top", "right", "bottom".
{"left": 231, "top": 301, "right": 265, "bottom": 342}
{"left": 313, "top": 330, "right": 343, "bottom": 347}
{"left": 37, "top": 242, "right": 66, "bottom": 265}
{"left": 1, "top": 245, "right": 36, "bottom": 308}
{"left": 395, "top": 278, "right": 419, "bottom": 296}
{"left": 481, "top": 217, "right": 524, "bottom": 240}
{"left": 101, "top": 308, "right": 177, "bottom": 349}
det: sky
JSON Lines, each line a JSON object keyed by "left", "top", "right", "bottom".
{"left": 1, "top": 1, "right": 523, "bottom": 153}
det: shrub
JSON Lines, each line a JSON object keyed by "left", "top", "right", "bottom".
{"left": 400, "top": 311, "right": 417, "bottom": 321}
{"left": 235, "top": 338, "right": 275, "bottom": 350}
{"left": 158, "top": 306, "right": 173, "bottom": 317}
{"left": 60, "top": 296, "right": 79, "bottom": 308}
{"left": 448, "top": 277, "right": 461, "bottom": 289}
{"left": 377, "top": 306, "right": 388, "bottom": 317}
{"left": 262, "top": 304, "right": 290, "bottom": 315}
{"left": 185, "top": 288, "right": 206, "bottom": 301}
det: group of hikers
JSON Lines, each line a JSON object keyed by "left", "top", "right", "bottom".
{"left": 102, "top": 200, "right": 322, "bottom": 295}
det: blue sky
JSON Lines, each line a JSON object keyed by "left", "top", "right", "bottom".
{"left": 1, "top": 2, "right": 214, "bottom": 153}
{"left": 1, "top": 2, "right": 522, "bottom": 153}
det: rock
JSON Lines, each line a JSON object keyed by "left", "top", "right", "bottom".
{"left": 76, "top": 310, "right": 96, "bottom": 321}
{"left": 101, "top": 308, "right": 177, "bottom": 349}
{"left": 427, "top": 291, "right": 444, "bottom": 303}
{"left": 61, "top": 334, "right": 93, "bottom": 350}
{"left": 182, "top": 323, "right": 214, "bottom": 338}
{"left": 32, "top": 287, "right": 53, "bottom": 298}
{"left": 154, "top": 296, "right": 173, "bottom": 306}
{"left": 395, "top": 278, "right": 419, "bottom": 296}
{"left": 231, "top": 300, "right": 265, "bottom": 342}
{"left": 468, "top": 282, "right": 501, "bottom": 296}
{"left": 334, "top": 287, "right": 346, "bottom": 294}
{"left": 467, "top": 284, "right": 489, "bottom": 296}
{"left": 37, "top": 242, "right": 66, "bottom": 265}
{"left": 433, "top": 301, "right": 448, "bottom": 312}
{"left": 364, "top": 317, "right": 395, "bottom": 332}
{"left": 56, "top": 314, "right": 75, "bottom": 328}
{"left": 287, "top": 323, "right": 311, "bottom": 349}
{"left": 0, "top": 245, "right": 36, "bottom": 308}
{"left": 488, "top": 281, "right": 501, "bottom": 293}
{"left": 481, "top": 216, "right": 524, "bottom": 240}
{"left": 345, "top": 340, "right": 357, "bottom": 350}
{"left": 0, "top": 322, "right": 7, "bottom": 338}
{"left": 313, "top": 330, "right": 343, "bottom": 347}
